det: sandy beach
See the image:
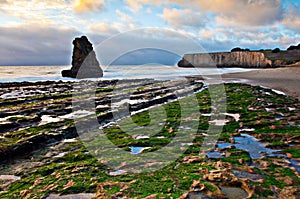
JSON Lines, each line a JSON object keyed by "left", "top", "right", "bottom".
{"left": 222, "top": 66, "right": 300, "bottom": 100}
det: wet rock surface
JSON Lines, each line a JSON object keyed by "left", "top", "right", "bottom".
{"left": 0, "top": 79, "right": 203, "bottom": 162}
{"left": 0, "top": 81, "right": 299, "bottom": 198}
{"left": 0, "top": 175, "right": 21, "bottom": 192}
{"left": 279, "top": 186, "right": 300, "bottom": 199}
{"left": 47, "top": 193, "right": 95, "bottom": 199}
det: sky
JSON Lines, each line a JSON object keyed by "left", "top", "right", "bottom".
{"left": 0, "top": 0, "right": 300, "bottom": 65}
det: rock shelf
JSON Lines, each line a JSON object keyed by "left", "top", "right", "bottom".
{"left": 0, "top": 81, "right": 299, "bottom": 198}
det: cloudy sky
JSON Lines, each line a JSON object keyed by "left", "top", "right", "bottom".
{"left": 1, "top": 0, "right": 300, "bottom": 65}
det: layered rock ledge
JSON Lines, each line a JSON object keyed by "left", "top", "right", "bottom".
{"left": 178, "top": 50, "right": 300, "bottom": 68}
{"left": 0, "top": 81, "right": 299, "bottom": 198}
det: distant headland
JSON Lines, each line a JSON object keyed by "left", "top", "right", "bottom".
{"left": 178, "top": 43, "right": 300, "bottom": 68}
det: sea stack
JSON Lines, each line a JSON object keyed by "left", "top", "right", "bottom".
{"left": 62, "top": 36, "right": 103, "bottom": 78}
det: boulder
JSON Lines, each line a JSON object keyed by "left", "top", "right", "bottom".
{"left": 182, "top": 156, "right": 201, "bottom": 163}
{"left": 177, "top": 58, "right": 193, "bottom": 68}
{"left": 62, "top": 36, "right": 103, "bottom": 78}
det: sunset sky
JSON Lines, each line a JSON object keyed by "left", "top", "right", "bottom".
{"left": 1, "top": 0, "right": 300, "bottom": 65}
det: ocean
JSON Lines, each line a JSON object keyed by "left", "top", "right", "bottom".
{"left": 0, "top": 65, "right": 256, "bottom": 83}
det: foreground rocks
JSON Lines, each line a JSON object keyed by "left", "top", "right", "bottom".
{"left": 62, "top": 36, "right": 103, "bottom": 78}
{"left": 0, "top": 79, "right": 203, "bottom": 162}
{"left": 279, "top": 186, "right": 300, "bottom": 199}
{"left": 0, "top": 81, "right": 299, "bottom": 198}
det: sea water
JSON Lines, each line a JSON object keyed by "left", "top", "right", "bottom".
{"left": 0, "top": 65, "right": 256, "bottom": 83}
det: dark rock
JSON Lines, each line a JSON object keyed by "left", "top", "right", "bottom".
{"left": 0, "top": 126, "right": 78, "bottom": 162}
{"left": 177, "top": 58, "right": 194, "bottom": 68}
{"left": 0, "top": 122, "right": 20, "bottom": 134}
{"left": 272, "top": 48, "right": 281, "bottom": 53}
{"left": 62, "top": 36, "right": 103, "bottom": 78}
{"left": 287, "top": 43, "right": 300, "bottom": 51}
{"left": 231, "top": 47, "right": 250, "bottom": 52}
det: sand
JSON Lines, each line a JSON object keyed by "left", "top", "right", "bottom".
{"left": 221, "top": 66, "right": 300, "bottom": 100}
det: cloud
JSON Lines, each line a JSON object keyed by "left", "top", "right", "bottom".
{"left": 111, "top": 48, "right": 181, "bottom": 65}
{"left": 0, "top": 0, "right": 72, "bottom": 26}
{"left": 199, "top": 29, "right": 219, "bottom": 40}
{"left": 88, "top": 23, "right": 120, "bottom": 36}
{"left": 1, "top": 0, "right": 298, "bottom": 66}
{"left": 198, "top": 23, "right": 300, "bottom": 52}
{"left": 124, "top": 0, "right": 143, "bottom": 12}
{"left": 124, "top": 0, "right": 282, "bottom": 26}
{"left": 0, "top": 24, "right": 81, "bottom": 65}
{"left": 160, "top": 8, "right": 208, "bottom": 28}
{"left": 73, "top": 0, "right": 104, "bottom": 14}
{"left": 124, "top": 0, "right": 164, "bottom": 12}
{"left": 93, "top": 28, "right": 206, "bottom": 66}
{"left": 88, "top": 10, "right": 140, "bottom": 36}
{"left": 1, "top": 0, "right": 102, "bottom": 17}
{"left": 116, "top": 9, "right": 134, "bottom": 24}
{"left": 282, "top": 3, "right": 300, "bottom": 30}
{"left": 115, "top": 9, "right": 137, "bottom": 30}
{"left": 197, "top": 0, "right": 282, "bottom": 26}
{"left": 0, "top": 24, "right": 203, "bottom": 66}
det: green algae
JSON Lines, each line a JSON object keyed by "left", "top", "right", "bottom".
{"left": 0, "top": 83, "right": 299, "bottom": 198}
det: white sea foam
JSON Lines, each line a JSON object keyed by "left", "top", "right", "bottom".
{"left": 39, "top": 115, "right": 62, "bottom": 125}
{"left": 0, "top": 65, "right": 258, "bottom": 83}
{"left": 271, "top": 89, "right": 286, "bottom": 96}
{"left": 59, "top": 110, "right": 94, "bottom": 119}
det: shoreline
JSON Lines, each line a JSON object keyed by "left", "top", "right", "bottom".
{"left": 221, "top": 66, "right": 300, "bottom": 100}
{"left": 0, "top": 66, "right": 299, "bottom": 100}
{"left": 0, "top": 65, "right": 257, "bottom": 83}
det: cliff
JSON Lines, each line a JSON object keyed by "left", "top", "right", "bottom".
{"left": 178, "top": 50, "right": 300, "bottom": 68}
{"left": 62, "top": 36, "right": 103, "bottom": 78}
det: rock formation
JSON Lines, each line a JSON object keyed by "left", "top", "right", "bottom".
{"left": 178, "top": 48, "right": 300, "bottom": 68}
{"left": 178, "top": 52, "right": 273, "bottom": 68}
{"left": 62, "top": 36, "right": 103, "bottom": 78}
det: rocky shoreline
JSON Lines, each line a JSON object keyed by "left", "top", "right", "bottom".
{"left": 0, "top": 79, "right": 299, "bottom": 198}
{"left": 0, "top": 79, "right": 203, "bottom": 160}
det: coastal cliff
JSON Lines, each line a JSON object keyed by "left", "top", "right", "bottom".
{"left": 178, "top": 50, "right": 300, "bottom": 68}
